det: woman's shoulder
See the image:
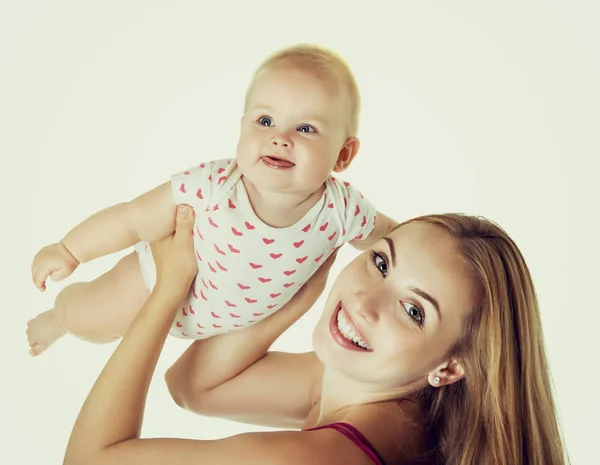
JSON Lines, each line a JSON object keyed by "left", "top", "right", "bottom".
{"left": 340, "top": 399, "right": 437, "bottom": 464}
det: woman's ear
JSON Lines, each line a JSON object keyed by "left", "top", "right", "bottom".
{"left": 428, "top": 358, "right": 465, "bottom": 387}
{"left": 333, "top": 137, "right": 360, "bottom": 173}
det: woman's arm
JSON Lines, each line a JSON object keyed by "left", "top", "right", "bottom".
{"left": 67, "top": 429, "right": 374, "bottom": 465}
{"left": 63, "top": 204, "right": 197, "bottom": 464}
{"left": 165, "top": 294, "right": 326, "bottom": 428}
{"left": 62, "top": 207, "right": 369, "bottom": 465}
{"left": 165, "top": 250, "right": 337, "bottom": 428}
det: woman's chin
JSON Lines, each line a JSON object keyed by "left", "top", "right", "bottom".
{"left": 311, "top": 325, "right": 337, "bottom": 365}
{"left": 311, "top": 326, "right": 327, "bottom": 361}
{"left": 312, "top": 324, "right": 356, "bottom": 374}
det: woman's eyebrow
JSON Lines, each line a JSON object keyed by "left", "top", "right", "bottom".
{"left": 383, "top": 235, "right": 442, "bottom": 319}
{"left": 410, "top": 286, "right": 442, "bottom": 320}
{"left": 383, "top": 237, "right": 396, "bottom": 267}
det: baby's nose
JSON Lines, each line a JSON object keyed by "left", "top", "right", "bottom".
{"left": 271, "top": 133, "right": 291, "bottom": 148}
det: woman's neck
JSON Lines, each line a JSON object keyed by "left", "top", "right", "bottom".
{"left": 305, "top": 370, "right": 432, "bottom": 464}
{"left": 310, "top": 368, "right": 419, "bottom": 427}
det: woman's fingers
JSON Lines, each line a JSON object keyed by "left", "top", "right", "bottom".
{"left": 323, "top": 246, "right": 340, "bottom": 268}
{"left": 292, "top": 247, "right": 339, "bottom": 303}
{"left": 174, "top": 205, "right": 195, "bottom": 241}
{"left": 312, "top": 247, "right": 339, "bottom": 281}
{"left": 150, "top": 204, "right": 198, "bottom": 289}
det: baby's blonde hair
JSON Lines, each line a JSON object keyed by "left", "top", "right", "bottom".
{"left": 245, "top": 44, "right": 361, "bottom": 137}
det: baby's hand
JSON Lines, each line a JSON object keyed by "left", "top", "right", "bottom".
{"left": 31, "top": 242, "right": 80, "bottom": 291}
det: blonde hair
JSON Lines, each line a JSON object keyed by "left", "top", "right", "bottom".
{"left": 245, "top": 44, "right": 361, "bottom": 137}
{"left": 402, "top": 214, "right": 568, "bottom": 465}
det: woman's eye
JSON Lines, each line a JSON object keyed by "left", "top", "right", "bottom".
{"left": 297, "top": 124, "right": 316, "bottom": 133}
{"left": 403, "top": 302, "right": 424, "bottom": 325}
{"left": 258, "top": 116, "right": 273, "bottom": 126}
{"left": 372, "top": 252, "right": 388, "bottom": 276}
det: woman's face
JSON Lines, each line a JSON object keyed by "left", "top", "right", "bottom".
{"left": 312, "top": 222, "right": 477, "bottom": 395}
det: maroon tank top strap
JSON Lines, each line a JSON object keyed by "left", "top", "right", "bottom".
{"left": 306, "top": 422, "right": 386, "bottom": 465}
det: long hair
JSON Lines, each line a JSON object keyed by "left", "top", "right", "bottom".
{"left": 403, "top": 214, "right": 568, "bottom": 465}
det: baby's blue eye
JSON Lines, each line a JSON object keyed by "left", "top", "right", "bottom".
{"left": 258, "top": 117, "right": 273, "bottom": 126}
{"left": 298, "top": 124, "right": 315, "bottom": 133}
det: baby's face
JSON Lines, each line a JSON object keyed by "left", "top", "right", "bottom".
{"left": 236, "top": 66, "right": 351, "bottom": 196}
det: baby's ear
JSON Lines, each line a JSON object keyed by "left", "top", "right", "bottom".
{"left": 333, "top": 137, "right": 360, "bottom": 173}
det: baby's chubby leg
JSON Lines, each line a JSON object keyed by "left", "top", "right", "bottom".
{"left": 26, "top": 252, "right": 149, "bottom": 356}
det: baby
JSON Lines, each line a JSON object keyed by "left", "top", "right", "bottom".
{"left": 27, "top": 44, "right": 397, "bottom": 355}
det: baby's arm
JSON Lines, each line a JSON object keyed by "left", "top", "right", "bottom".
{"left": 349, "top": 211, "right": 399, "bottom": 251}
{"left": 32, "top": 182, "right": 177, "bottom": 290}
{"left": 329, "top": 178, "right": 399, "bottom": 252}
{"left": 61, "top": 182, "right": 177, "bottom": 263}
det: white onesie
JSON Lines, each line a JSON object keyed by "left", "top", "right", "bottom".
{"left": 135, "top": 158, "right": 376, "bottom": 339}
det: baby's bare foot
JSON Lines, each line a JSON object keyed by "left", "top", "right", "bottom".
{"left": 26, "top": 309, "right": 66, "bottom": 356}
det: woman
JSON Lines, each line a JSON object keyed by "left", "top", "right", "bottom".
{"left": 63, "top": 205, "right": 568, "bottom": 464}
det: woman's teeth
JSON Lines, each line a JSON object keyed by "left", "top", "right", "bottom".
{"left": 336, "top": 309, "right": 372, "bottom": 351}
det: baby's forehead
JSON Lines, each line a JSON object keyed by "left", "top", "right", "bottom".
{"left": 247, "top": 68, "right": 352, "bottom": 123}
{"left": 251, "top": 66, "right": 340, "bottom": 97}
{"left": 263, "top": 60, "right": 342, "bottom": 85}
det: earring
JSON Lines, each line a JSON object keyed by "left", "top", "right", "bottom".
{"left": 433, "top": 376, "right": 440, "bottom": 384}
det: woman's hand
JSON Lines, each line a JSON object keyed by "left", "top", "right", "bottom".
{"left": 151, "top": 204, "right": 198, "bottom": 297}
{"left": 293, "top": 246, "right": 338, "bottom": 302}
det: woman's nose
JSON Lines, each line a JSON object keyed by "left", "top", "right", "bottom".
{"left": 351, "top": 290, "right": 382, "bottom": 324}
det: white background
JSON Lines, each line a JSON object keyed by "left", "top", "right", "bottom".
{"left": 1, "top": 1, "right": 598, "bottom": 463}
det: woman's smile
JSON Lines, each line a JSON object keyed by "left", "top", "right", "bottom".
{"left": 329, "top": 301, "right": 373, "bottom": 352}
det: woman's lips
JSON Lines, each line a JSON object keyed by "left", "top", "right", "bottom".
{"left": 329, "top": 301, "right": 372, "bottom": 352}
{"left": 261, "top": 156, "right": 295, "bottom": 169}
{"left": 340, "top": 306, "right": 370, "bottom": 344}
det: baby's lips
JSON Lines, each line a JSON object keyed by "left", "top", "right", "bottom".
{"left": 262, "top": 156, "right": 295, "bottom": 168}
